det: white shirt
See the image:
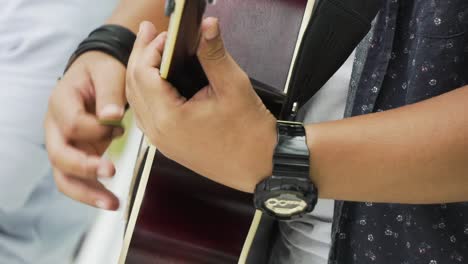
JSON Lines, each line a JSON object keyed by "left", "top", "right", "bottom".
{"left": 0, "top": 1, "right": 116, "bottom": 263}
{"left": 271, "top": 51, "right": 355, "bottom": 264}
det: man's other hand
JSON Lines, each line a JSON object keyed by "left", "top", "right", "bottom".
{"left": 127, "top": 19, "right": 277, "bottom": 193}
{"left": 44, "top": 51, "right": 126, "bottom": 210}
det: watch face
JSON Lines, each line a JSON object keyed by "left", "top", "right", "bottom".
{"left": 264, "top": 193, "right": 307, "bottom": 217}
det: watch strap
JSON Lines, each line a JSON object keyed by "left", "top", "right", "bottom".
{"left": 254, "top": 121, "right": 317, "bottom": 220}
{"left": 273, "top": 121, "right": 310, "bottom": 180}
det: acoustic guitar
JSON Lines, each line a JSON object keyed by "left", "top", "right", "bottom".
{"left": 119, "top": 0, "right": 381, "bottom": 263}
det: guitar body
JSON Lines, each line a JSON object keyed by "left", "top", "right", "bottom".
{"left": 120, "top": 0, "right": 313, "bottom": 263}
{"left": 118, "top": 0, "right": 384, "bottom": 262}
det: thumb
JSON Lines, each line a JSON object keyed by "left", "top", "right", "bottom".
{"left": 92, "top": 57, "right": 127, "bottom": 124}
{"left": 197, "top": 17, "right": 239, "bottom": 94}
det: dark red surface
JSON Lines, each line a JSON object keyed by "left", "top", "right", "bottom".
{"left": 128, "top": 152, "right": 254, "bottom": 263}
{"left": 126, "top": 1, "right": 307, "bottom": 263}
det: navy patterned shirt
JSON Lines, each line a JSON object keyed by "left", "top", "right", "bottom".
{"left": 330, "top": 0, "right": 468, "bottom": 263}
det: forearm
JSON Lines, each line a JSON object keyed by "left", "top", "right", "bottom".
{"left": 307, "top": 86, "right": 468, "bottom": 204}
{"left": 107, "top": 0, "right": 169, "bottom": 33}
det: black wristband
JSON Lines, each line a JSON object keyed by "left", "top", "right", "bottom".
{"left": 64, "top": 24, "right": 136, "bottom": 73}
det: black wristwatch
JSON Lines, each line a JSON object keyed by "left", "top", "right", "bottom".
{"left": 254, "top": 121, "right": 318, "bottom": 220}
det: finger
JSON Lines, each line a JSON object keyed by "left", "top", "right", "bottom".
{"left": 127, "top": 23, "right": 174, "bottom": 104}
{"left": 51, "top": 77, "right": 118, "bottom": 141}
{"left": 129, "top": 21, "right": 159, "bottom": 70}
{"left": 197, "top": 17, "right": 241, "bottom": 95}
{"left": 75, "top": 140, "right": 114, "bottom": 158}
{"left": 136, "top": 21, "right": 159, "bottom": 49}
{"left": 92, "top": 56, "right": 127, "bottom": 123}
{"left": 141, "top": 32, "right": 167, "bottom": 68}
{"left": 54, "top": 170, "right": 119, "bottom": 210}
{"left": 142, "top": 68, "right": 184, "bottom": 107}
{"left": 73, "top": 141, "right": 117, "bottom": 180}
{"left": 127, "top": 56, "right": 183, "bottom": 112}
{"left": 139, "top": 32, "right": 181, "bottom": 104}
{"left": 45, "top": 114, "right": 104, "bottom": 179}
{"left": 70, "top": 113, "right": 123, "bottom": 141}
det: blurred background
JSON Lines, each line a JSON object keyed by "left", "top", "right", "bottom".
{"left": 75, "top": 113, "right": 142, "bottom": 264}
{"left": 0, "top": 1, "right": 135, "bottom": 263}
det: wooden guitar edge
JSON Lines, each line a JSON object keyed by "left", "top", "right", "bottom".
{"left": 160, "top": 0, "right": 187, "bottom": 79}
{"left": 119, "top": 1, "right": 187, "bottom": 263}
{"left": 123, "top": 134, "right": 147, "bottom": 222}
{"left": 283, "top": 0, "right": 316, "bottom": 95}
{"left": 118, "top": 144, "right": 157, "bottom": 264}
{"left": 237, "top": 1, "right": 316, "bottom": 262}
{"left": 237, "top": 210, "right": 263, "bottom": 264}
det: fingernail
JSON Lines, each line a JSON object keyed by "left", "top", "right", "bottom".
{"left": 204, "top": 19, "right": 220, "bottom": 40}
{"left": 116, "top": 195, "right": 124, "bottom": 212}
{"left": 112, "top": 127, "right": 125, "bottom": 138}
{"left": 97, "top": 162, "right": 113, "bottom": 178}
{"left": 100, "top": 104, "right": 124, "bottom": 119}
{"left": 139, "top": 21, "right": 153, "bottom": 37}
{"left": 138, "top": 21, "right": 145, "bottom": 35}
{"left": 96, "top": 200, "right": 109, "bottom": 210}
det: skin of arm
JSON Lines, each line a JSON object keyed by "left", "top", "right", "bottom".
{"left": 128, "top": 19, "right": 468, "bottom": 206}
{"left": 107, "top": 0, "right": 169, "bottom": 33}
{"left": 307, "top": 86, "right": 468, "bottom": 204}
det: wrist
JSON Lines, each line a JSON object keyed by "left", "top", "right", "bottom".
{"left": 304, "top": 122, "right": 331, "bottom": 198}
{"left": 65, "top": 24, "right": 136, "bottom": 73}
{"left": 253, "top": 120, "right": 318, "bottom": 219}
{"left": 304, "top": 123, "right": 314, "bottom": 153}
{"left": 242, "top": 116, "right": 276, "bottom": 193}
{"left": 77, "top": 51, "right": 124, "bottom": 67}
{"left": 67, "top": 51, "right": 126, "bottom": 83}
{"left": 261, "top": 117, "right": 277, "bottom": 179}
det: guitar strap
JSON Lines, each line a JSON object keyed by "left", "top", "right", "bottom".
{"left": 282, "top": 0, "right": 383, "bottom": 120}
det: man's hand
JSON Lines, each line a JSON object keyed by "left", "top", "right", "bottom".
{"left": 44, "top": 51, "right": 126, "bottom": 210}
{"left": 126, "top": 19, "right": 277, "bottom": 193}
